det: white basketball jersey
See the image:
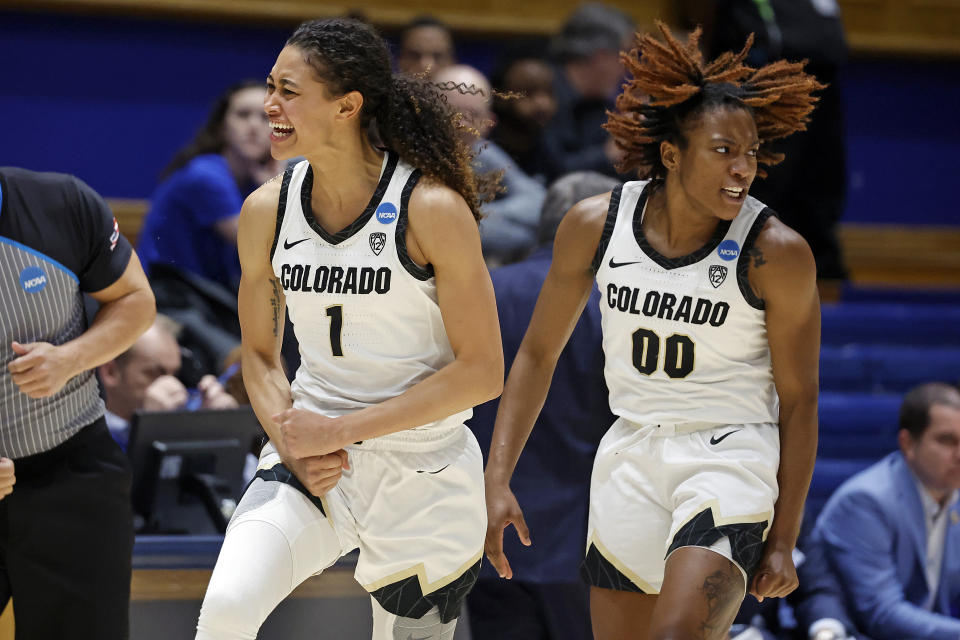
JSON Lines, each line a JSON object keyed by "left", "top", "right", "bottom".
{"left": 271, "top": 153, "right": 470, "bottom": 432}
{"left": 593, "top": 180, "right": 779, "bottom": 427}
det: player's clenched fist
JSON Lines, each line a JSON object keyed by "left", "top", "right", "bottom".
{"left": 0, "top": 458, "right": 16, "bottom": 500}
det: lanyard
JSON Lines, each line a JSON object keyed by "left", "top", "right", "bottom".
{"left": 750, "top": 0, "right": 782, "bottom": 58}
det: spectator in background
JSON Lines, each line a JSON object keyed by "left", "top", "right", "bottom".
{"left": 543, "top": 3, "right": 634, "bottom": 180}
{"left": 99, "top": 315, "right": 237, "bottom": 450}
{"left": 490, "top": 50, "right": 559, "bottom": 183}
{"left": 138, "top": 80, "right": 280, "bottom": 292}
{"left": 433, "top": 64, "right": 546, "bottom": 264}
{"left": 812, "top": 383, "right": 960, "bottom": 639}
{"left": 467, "top": 171, "right": 617, "bottom": 640}
{"left": 678, "top": 0, "right": 849, "bottom": 282}
{"left": 396, "top": 15, "right": 456, "bottom": 78}
{"left": 139, "top": 81, "right": 279, "bottom": 375}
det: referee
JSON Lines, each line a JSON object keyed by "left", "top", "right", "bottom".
{"left": 0, "top": 167, "right": 155, "bottom": 639}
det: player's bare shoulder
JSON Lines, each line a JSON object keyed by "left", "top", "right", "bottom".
{"left": 553, "top": 190, "right": 615, "bottom": 274}
{"left": 561, "top": 191, "right": 612, "bottom": 238}
{"left": 239, "top": 176, "right": 284, "bottom": 234}
{"left": 407, "top": 178, "right": 474, "bottom": 227}
{"left": 237, "top": 173, "right": 286, "bottom": 261}
{"left": 748, "top": 214, "right": 816, "bottom": 301}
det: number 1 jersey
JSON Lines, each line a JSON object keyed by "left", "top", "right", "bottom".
{"left": 270, "top": 153, "right": 470, "bottom": 431}
{"left": 592, "top": 181, "right": 779, "bottom": 427}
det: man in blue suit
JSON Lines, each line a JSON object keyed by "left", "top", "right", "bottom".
{"left": 813, "top": 382, "right": 960, "bottom": 639}
{"left": 467, "top": 171, "right": 618, "bottom": 640}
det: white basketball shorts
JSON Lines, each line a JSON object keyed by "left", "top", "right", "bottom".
{"left": 581, "top": 417, "right": 780, "bottom": 594}
{"left": 232, "top": 425, "right": 486, "bottom": 623}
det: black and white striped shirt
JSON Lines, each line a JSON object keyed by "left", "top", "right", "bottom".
{"left": 0, "top": 168, "right": 132, "bottom": 458}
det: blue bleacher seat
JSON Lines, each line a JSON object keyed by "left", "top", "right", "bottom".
{"left": 820, "top": 344, "right": 960, "bottom": 392}
{"left": 821, "top": 303, "right": 960, "bottom": 346}
{"left": 817, "top": 392, "right": 900, "bottom": 458}
{"left": 840, "top": 285, "right": 960, "bottom": 306}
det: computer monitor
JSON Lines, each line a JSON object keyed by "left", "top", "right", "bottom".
{"left": 128, "top": 407, "right": 265, "bottom": 535}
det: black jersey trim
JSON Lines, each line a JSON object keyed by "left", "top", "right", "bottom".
{"left": 580, "top": 543, "right": 646, "bottom": 593}
{"left": 252, "top": 463, "right": 326, "bottom": 516}
{"left": 666, "top": 507, "right": 769, "bottom": 584}
{"left": 370, "top": 558, "right": 480, "bottom": 624}
{"left": 589, "top": 185, "right": 622, "bottom": 274}
{"left": 300, "top": 152, "right": 399, "bottom": 246}
{"left": 633, "top": 186, "right": 733, "bottom": 270}
{"left": 736, "top": 207, "right": 775, "bottom": 311}
{"left": 395, "top": 170, "right": 434, "bottom": 281}
{"left": 269, "top": 165, "right": 295, "bottom": 262}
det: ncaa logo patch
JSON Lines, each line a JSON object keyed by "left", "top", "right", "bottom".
{"left": 20, "top": 266, "right": 48, "bottom": 294}
{"left": 369, "top": 232, "right": 386, "bottom": 256}
{"left": 717, "top": 239, "right": 740, "bottom": 261}
{"left": 709, "top": 264, "right": 728, "bottom": 288}
{"left": 375, "top": 202, "right": 398, "bottom": 224}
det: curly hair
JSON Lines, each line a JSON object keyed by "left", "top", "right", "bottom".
{"left": 605, "top": 21, "right": 824, "bottom": 180}
{"left": 286, "top": 18, "right": 494, "bottom": 222}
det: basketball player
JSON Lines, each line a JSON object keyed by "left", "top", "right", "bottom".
{"left": 195, "top": 18, "right": 503, "bottom": 640}
{"left": 484, "top": 24, "right": 822, "bottom": 639}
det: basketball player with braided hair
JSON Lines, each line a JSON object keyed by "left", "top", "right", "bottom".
{"left": 485, "top": 23, "right": 822, "bottom": 639}
{"left": 196, "top": 18, "right": 503, "bottom": 640}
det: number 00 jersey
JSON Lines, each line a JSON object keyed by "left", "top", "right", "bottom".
{"left": 271, "top": 153, "right": 470, "bottom": 431}
{"left": 593, "top": 181, "right": 779, "bottom": 427}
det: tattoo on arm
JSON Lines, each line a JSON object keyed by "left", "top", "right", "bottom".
{"left": 697, "top": 564, "right": 743, "bottom": 639}
{"left": 269, "top": 278, "right": 282, "bottom": 337}
{"left": 747, "top": 247, "right": 766, "bottom": 268}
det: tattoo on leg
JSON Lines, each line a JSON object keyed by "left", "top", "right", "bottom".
{"left": 269, "top": 278, "right": 282, "bottom": 337}
{"left": 697, "top": 564, "right": 742, "bottom": 640}
{"left": 747, "top": 247, "right": 766, "bottom": 268}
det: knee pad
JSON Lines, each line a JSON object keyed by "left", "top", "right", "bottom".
{"left": 371, "top": 601, "right": 458, "bottom": 640}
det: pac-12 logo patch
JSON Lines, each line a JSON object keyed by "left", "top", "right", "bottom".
{"left": 20, "top": 266, "right": 48, "bottom": 293}
{"left": 375, "top": 202, "right": 398, "bottom": 224}
{"left": 717, "top": 240, "right": 740, "bottom": 261}
{"left": 369, "top": 232, "right": 386, "bottom": 256}
{"left": 709, "top": 264, "right": 728, "bottom": 288}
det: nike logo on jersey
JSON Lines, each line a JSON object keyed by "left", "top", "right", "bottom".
{"left": 416, "top": 465, "right": 449, "bottom": 475}
{"left": 709, "top": 429, "right": 741, "bottom": 445}
{"left": 284, "top": 237, "right": 310, "bottom": 250}
{"left": 608, "top": 257, "right": 641, "bottom": 269}
{"left": 605, "top": 285, "right": 729, "bottom": 327}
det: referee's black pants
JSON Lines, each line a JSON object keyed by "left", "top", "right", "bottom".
{"left": 0, "top": 418, "right": 133, "bottom": 639}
